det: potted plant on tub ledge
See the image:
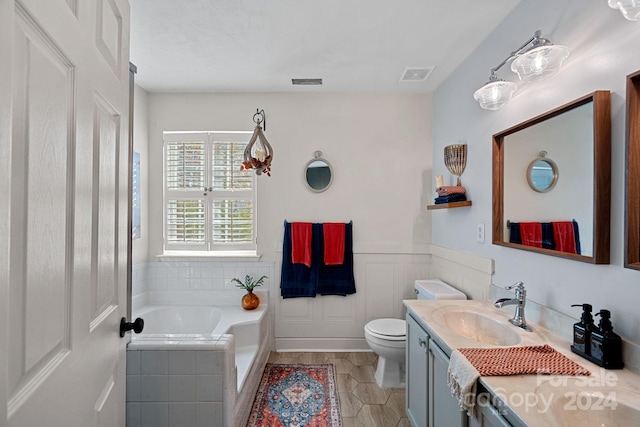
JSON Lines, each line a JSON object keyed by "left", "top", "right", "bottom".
{"left": 232, "top": 274, "right": 267, "bottom": 310}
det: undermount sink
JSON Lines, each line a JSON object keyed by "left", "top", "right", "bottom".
{"left": 437, "top": 310, "right": 522, "bottom": 346}
{"left": 535, "top": 379, "right": 640, "bottom": 427}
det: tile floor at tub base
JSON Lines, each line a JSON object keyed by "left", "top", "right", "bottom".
{"left": 248, "top": 351, "right": 410, "bottom": 427}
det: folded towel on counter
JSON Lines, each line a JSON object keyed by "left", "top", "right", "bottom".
{"left": 434, "top": 193, "right": 467, "bottom": 204}
{"left": 457, "top": 344, "right": 591, "bottom": 377}
{"left": 291, "top": 222, "right": 313, "bottom": 267}
{"left": 323, "top": 222, "right": 345, "bottom": 265}
{"left": 552, "top": 221, "right": 577, "bottom": 254}
{"left": 449, "top": 344, "right": 591, "bottom": 419}
{"left": 519, "top": 222, "right": 542, "bottom": 248}
{"left": 448, "top": 349, "right": 480, "bottom": 418}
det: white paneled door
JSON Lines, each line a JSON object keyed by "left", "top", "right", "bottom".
{"left": 0, "top": 0, "right": 131, "bottom": 426}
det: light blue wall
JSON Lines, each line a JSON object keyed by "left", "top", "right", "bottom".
{"left": 432, "top": 0, "right": 640, "bottom": 342}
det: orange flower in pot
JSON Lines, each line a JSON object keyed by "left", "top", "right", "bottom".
{"left": 232, "top": 274, "right": 267, "bottom": 310}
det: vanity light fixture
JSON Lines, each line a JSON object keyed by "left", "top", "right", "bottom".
{"left": 608, "top": 0, "right": 640, "bottom": 21}
{"left": 241, "top": 109, "right": 273, "bottom": 176}
{"left": 473, "top": 30, "right": 569, "bottom": 110}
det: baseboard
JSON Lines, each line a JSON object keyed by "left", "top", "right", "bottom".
{"left": 275, "top": 337, "right": 370, "bottom": 352}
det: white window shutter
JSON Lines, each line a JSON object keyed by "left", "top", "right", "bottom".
{"left": 163, "top": 132, "right": 256, "bottom": 252}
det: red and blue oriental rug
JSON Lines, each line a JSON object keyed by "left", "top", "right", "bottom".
{"left": 246, "top": 364, "right": 342, "bottom": 427}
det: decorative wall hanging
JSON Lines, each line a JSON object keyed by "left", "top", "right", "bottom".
{"left": 242, "top": 109, "right": 273, "bottom": 176}
{"left": 444, "top": 143, "right": 468, "bottom": 186}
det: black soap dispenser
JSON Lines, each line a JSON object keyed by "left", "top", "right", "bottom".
{"left": 590, "top": 309, "right": 624, "bottom": 369}
{"left": 570, "top": 304, "right": 594, "bottom": 357}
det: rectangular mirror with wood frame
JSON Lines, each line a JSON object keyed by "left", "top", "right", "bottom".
{"left": 493, "top": 91, "right": 611, "bottom": 264}
{"left": 626, "top": 71, "right": 640, "bottom": 270}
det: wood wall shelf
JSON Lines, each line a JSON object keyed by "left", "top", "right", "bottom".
{"left": 426, "top": 200, "right": 472, "bottom": 210}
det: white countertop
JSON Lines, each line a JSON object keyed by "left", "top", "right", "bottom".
{"left": 404, "top": 299, "right": 640, "bottom": 427}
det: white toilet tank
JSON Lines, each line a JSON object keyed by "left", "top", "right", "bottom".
{"left": 414, "top": 279, "right": 467, "bottom": 300}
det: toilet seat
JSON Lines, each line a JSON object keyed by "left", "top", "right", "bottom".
{"left": 365, "top": 318, "right": 406, "bottom": 341}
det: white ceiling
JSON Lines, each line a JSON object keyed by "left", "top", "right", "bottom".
{"left": 130, "top": 0, "right": 521, "bottom": 94}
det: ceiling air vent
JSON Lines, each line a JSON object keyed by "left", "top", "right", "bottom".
{"left": 292, "top": 78, "right": 323, "bottom": 86}
{"left": 400, "top": 67, "right": 435, "bottom": 82}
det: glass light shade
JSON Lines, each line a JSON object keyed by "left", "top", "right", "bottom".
{"left": 473, "top": 80, "right": 518, "bottom": 110}
{"left": 608, "top": 0, "right": 640, "bottom": 20}
{"left": 510, "top": 44, "right": 569, "bottom": 83}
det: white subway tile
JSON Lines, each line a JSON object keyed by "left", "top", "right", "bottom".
{"left": 168, "top": 375, "right": 196, "bottom": 402}
{"left": 169, "top": 351, "right": 195, "bottom": 375}
{"left": 169, "top": 403, "right": 196, "bottom": 427}
{"left": 126, "top": 402, "right": 141, "bottom": 427}
{"left": 141, "top": 351, "right": 168, "bottom": 375}
{"left": 127, "top": 350, "right": 141, "bottom": 375}
{"left": 140, "top": 375, "right": 169, "bottom": 402}
{"left": 195, "top": 402, "right": 223, "bottom": 427}
{"left": 140, "top": 403, "right": 168, "bottom": 427}
{"left": 196, "top": 375, "right": 223, "bottom": 402}
{"left": 195, "top": 351, "right": 224, "bottom": 375}
{"left": 127, "top": 374, "right": 141, "bottom": 402}
{"left": 149, "top": 277, "right": 168, "bottom": 291}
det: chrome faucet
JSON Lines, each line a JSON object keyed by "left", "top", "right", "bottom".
{"left": 494, "top": 281, "right": 533, "bottom": 332}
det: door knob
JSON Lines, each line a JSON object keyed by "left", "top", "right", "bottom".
{"left": 120, "top": 317, "right": 144, "bottom": 337}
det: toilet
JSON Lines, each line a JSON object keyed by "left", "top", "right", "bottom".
{"left": 364, "top": 279, "right": 467, "bottom": 388}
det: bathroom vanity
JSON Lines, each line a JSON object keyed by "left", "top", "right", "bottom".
{"left": 404, "top": 299, "right": 640, "bottom": 427}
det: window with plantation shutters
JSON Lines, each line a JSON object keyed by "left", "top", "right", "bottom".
{"left": 164, "top": 132, "right": 256, "bottom": 251}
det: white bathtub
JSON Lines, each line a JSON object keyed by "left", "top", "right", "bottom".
{"left": 132, "top": 303, "right": 267, "bottom": 391}
{"left": 127, "top": 303, "right": 270, "bottom": 427}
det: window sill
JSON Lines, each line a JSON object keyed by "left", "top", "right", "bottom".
{"left": 157, "top": 251, "right": 261, "bottom": 262}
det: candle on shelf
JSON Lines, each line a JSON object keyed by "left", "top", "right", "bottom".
{"left": 436, "top": 175, "right": 444, "bottom": 188}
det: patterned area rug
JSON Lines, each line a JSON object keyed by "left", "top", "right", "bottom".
{"left": 246, "top": 364, "right": 342, "bottom": 427}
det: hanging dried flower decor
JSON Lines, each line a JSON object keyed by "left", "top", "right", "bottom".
{"left": 241, "top": 109, "right": 273, "bottom": 176}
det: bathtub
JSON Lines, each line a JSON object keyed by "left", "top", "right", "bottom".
{"left": 126, "top": 302, "right": 270, "bottom": 427}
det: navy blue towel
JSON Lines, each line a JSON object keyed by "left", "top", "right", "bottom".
{"left": 280, "top": 221, "right": 356, "bottom": 298}
{"left": 317, "top": 222, "right": 356, "bottom": 296}
{"left": 509, "top": 222, "right": 522, "bottom": 244}
{"left": 573, "top": 220, "right": 581, "bottom": 255}
{"left": 434, "top": 193, "right": 467, "bottom": 204}
{"left": 541, "top": 222, "right": 556, "bottom": 250}
{"left": 280, "top": 221, "right": 317, "bottom": 298}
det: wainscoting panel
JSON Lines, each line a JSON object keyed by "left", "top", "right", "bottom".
{"left": 428, "top": 245, "right": 494, "bottom": 301}
{"left": 274, "top": 253, "right": 430, "bottom": 351}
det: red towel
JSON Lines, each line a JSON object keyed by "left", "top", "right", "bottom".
{"left": 291, "top": 222, "right": 312, "bottom": 267}
{"left": 520, "top": 222, "right": 542, "bottom": 248}
{"left": 552, "top": 222, "right": 577, "bottom": 254}
{"left": 323, "top": 222, "right": 345, "bottom": 265}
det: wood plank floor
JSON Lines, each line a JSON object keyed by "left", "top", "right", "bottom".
{"left": 263, "top": 351, "right": 410, "bottom": 427}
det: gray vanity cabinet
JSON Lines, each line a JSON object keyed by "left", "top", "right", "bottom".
{"left": 468, "top": 403, "right": 513, "bottom": 427}
{"left": 407, "top": 314, "right": 429, "bottom": 427}
{"left": 406, "top": 314, "right": 467, "bottom": 427}
{"left": 429, "top": 339, "right": 468, "bottom": 427}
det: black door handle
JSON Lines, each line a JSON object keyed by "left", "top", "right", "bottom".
{"left": 120, "top": 317, "right": 144, "bottom": 337}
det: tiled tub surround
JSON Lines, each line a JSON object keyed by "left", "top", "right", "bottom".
{"left": 127, "top": 261, "right": 275, "bottom": 427}
{"left": 132, "top": 261, "right": 275, "bottom": 308}
{"left": 126, "top": 337, "right": 235, "bottom": 427}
